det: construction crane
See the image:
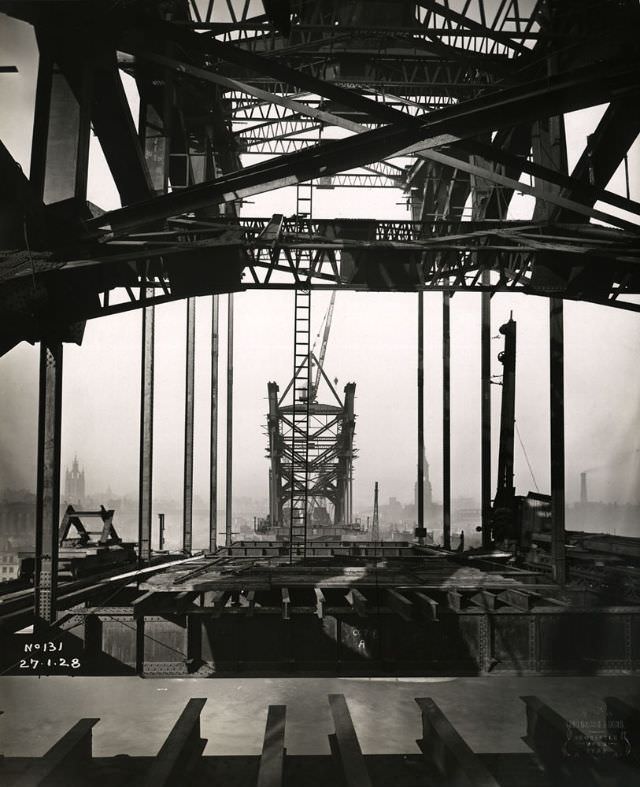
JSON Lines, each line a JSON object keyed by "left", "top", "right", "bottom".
{"left": 310, "top": 292, "right": 336, "bottom": 404}
{"left": 493, "top": 313, "right": 517, "bottom": 528}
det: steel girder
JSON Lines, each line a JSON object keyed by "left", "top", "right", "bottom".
{"left": 206, "top": 0, "right": 535, "bottom": 99}
{"left": 0, "top": 0, "right": 639, "bottom": 354}
{"left": 78, "top": 57, "right": 640, "bottom": 235}
{"left": 2, "top": 218, "right": 639, "bottom": 352}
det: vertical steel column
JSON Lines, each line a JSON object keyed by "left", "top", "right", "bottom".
{"left": 442, "top": 291, "right": 451, "bottom": 550}
{"left": 225, "top": 294, "right": 234, "bottom": 547}
{"left": 547, "top": 97, "right": 567, "bottom": 585}
{"left": 267, "top": 382, "right": 282, "bottom": 526}
{"left": 495, "top": 317, "right": 517, "bottom": 508}
{"left": 417, "top": 291, "right": 425, "bottom": 544}
{"left": 137, "top": 70, "right": 168, "bottom": 568}
{"left": 481, "top": 284, "right": 492, "bottom": 548}
{"left": 550, "top": 299, "right": 566, "bottom": 585}
{"left": 183, "top": 297, "right": 196, "bottom": 554}
{"left": 35, "top": 341, "right": 63, "bottom": 629}
{"left": 138, "top": 298, "right": 154, "bottom": 567}
{"left": 31, "top": 49, "right": 90, "bottom": 626}
{"left": 31, "top": 52, "right": 54, "bottom": 629}
{"left": 531, "top": 21, "right": 568, "bottom": 585}
{"left": 209, "top": 294, "right": 220, "bottom": 553}
{"left": 340, "top": 383, "right": 356, "bottom": 529}
{"left": 158, "top": 513, "right": 165, "bottom": 551}
{"left": 470, "top": 150, "right": 493, "bottom": 550}
{"left": 349, "top": 465, "right": 353, "bottom": 525}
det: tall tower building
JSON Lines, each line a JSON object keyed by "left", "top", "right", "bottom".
{"left": 414, "top": 449, "right": 433, "bottom": 513}
{"left": 64, "top": 456, "right": 85, "bottom": 505}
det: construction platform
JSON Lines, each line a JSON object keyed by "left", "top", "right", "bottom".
{"left": 3, "top": 541, "right": 638, "bottom": 678}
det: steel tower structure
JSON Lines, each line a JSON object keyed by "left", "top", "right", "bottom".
{"left": 264, "top": 331, "right": 357, "bottom": 540}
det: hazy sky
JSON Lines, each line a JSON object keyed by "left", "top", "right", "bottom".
{"left": 0, "top": 12, "right": 639, "bottom": 520}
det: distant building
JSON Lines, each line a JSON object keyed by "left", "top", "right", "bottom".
{"left": 0, "top": 551, "right": 20, "bottom": 581}
{"left": 414, "top": 450, "right": 433, "bottom": 514}
{"left": 64, "top": 456, "right": 85, "bottom": 505}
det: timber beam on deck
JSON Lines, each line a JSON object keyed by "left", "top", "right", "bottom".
{"left": 415, "top": 697, "right": 501, "bottom": 787}
{"left": 328, "top": 694, "right": 374, "bottom": 787}
{"left": 10, "top": 719, "right": 99, "bottom": 787}
{"left": 3, "top": 693, "right": 638, "bottom": 785}
{"left": 257, "top": 705, "right": 287, "bottom": 787}
{"left": 142, "top": 698, "right": 208, "bottom": 787}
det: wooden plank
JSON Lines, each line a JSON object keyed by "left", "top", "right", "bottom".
{"left": 345, "top": 588, "right": 368, "bottom": 617}
{"left": 328, "top": 694, "right": 373, "bottom": 787}
{"left": 281, "top": 587, "right": 290, "bottom": 621}
{"left": 314, "top": 587, "right": 325, "bottom": 620}
{"left": 386, "top": 588, "right": 413, "bottom": 621}
{"left": 414, "top": 591, "right": 439, "bottom": 621}
{"left": 143, "top": 698, "right": 207, "bottom": 787}
{"left": 469, "top": 590, "right": 496, "bottom": 611}
{"left": 256, "top": 705, "right": 286, "bottom": 787}
{"left": 415, "top": 698, "right": 499, "bottom": 787}
{"left": 12, "top": 719, "right": 99, "bottom": 786}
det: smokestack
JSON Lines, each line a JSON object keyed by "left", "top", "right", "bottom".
{"left": 580, "top": 472, "right": 587, "bottom": 505}
{"left": 158, "top": 513, "right": 165, "bottom": 551}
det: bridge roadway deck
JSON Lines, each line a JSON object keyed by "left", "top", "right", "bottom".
{"left": 139, "top": 544, "right": 540, "bottom": 595}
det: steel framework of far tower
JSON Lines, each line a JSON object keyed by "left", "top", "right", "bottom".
{"left": 264, "top": 369, "right": 357, "bottom": 540}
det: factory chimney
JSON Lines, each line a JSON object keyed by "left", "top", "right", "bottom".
{"left": 580, "top": 472, "right": 588, "bottom": 505}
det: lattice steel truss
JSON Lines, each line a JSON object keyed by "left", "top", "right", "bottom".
{"left": 1, "top": 0, "right": 639, "bottom": 355}
{"left": 264, "top": 373, "right": 357, "bottom": 539}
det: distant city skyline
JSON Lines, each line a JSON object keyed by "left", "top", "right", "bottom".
{"left": 3, "top": 478, "right": 640, "bottom": 550}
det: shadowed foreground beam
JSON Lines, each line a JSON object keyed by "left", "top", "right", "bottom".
{"left": 415, "top": 697, "right": 500, "bottom": 786}
{"left": 328, "top": 694, "right": 373, "bottom": 787}
{"left": 12, "top": 719, "right": 99, "bottom": 787}
{"left": 257, "top": 705, "right": 287, "bottom": 787}
{"left": 142, "top": 698, "right": 207, "bottom": 787}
